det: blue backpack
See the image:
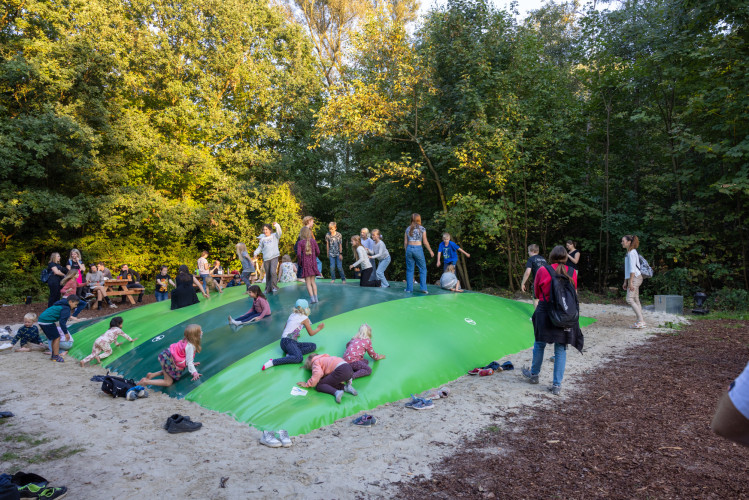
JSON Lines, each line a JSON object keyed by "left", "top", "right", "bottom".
{"left": 40, "top": 268, "right": 51, "bottom": 283}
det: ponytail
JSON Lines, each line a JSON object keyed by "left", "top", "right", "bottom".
{"left": 548, "top": 245, "right": 570, "bottom": 277}
{"left": 623, "top": 235, "right": 639, "bottom": 250}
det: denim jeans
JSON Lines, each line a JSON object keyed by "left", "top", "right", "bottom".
{"left": 155, "top": 291, "right": 169, "bottom": 302}
{"left": 329, "top": 256, "right": 345, "bottom": 280}
{"left": 405, "top": 246, "right": 427, "bottom": 292}
{"left": 240, "top": 271, "right": 253, "bottom": 289}
{"left": 72, "top": 297, "right": 87, "bottom": 317}
{"left": 376, "top": 256, "right": 391, "bottom": 287}
{"left": 236, "top": 310, "right": 261, "bottom": 323}
{"left": 530, "top": 341, "right": 567, "bottom": 387}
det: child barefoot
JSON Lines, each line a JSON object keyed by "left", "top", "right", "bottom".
{"left": 342, "top": 324, "right": 386, "bottom": 380}
{"left": 262, "top": 299, "right": 324, "bottom": 370}
{"left": 138, "top": 324, "right": 202, "bottom": 387}
{"left": 297, "top": 353, "right": 357, "bottom": 403}
{"left": 79, "top": 317, "right": 137, "bottom": 367}
{"left": 439, "top": 264, "right": 464, "bottom": 292}
{"left": 9, "top": 314, "right": 45, "bottom": 352}
{"left": 228, "top": 285, "right": 271, "bottom": 326}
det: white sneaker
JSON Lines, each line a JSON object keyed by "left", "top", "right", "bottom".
{"left": 278, "top": 429, "right": 292, "bottom": 447}
{"left": 260, "top": 430, "right": 282, "bottom": 448}
{"left": 109, "top": 303, "right": 118, "bottom": 309}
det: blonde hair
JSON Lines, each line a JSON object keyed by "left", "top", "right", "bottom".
{"left": 24, "top": 313, "right": 37, "bottom": 322}
{"left": 446, "top": 264, "right": 456, "bottom": 273}
{"left": 49, "top": 252, "right": 60, "bottom": 264}
{"left": 282, "top": 254, "right": 291, "bottom": 263}
{"left": 69, "top": 248, "right": 81, "bottom": 260}
{"left": 371, "top": 229, "right": 381, "bottom": 239}
{"left": 300, "top": 226, "right": 313, "bottom": 255}
{"left": 354, "top": 323, "right": 372, "bottom": 340}
{"left": 350, "top": 235, "right": 361, "bottom": 257}
{"left": 442, "top": 232, "right": 451, "bottom": 239}
{"left": 328, "top": 222, "right": 336, "bottom": 229}
{"left": 236, "top": 242, "right": 247, "bottom": 255}
{"left": 528, "top": 244, "right": 539, "bottom": 253}
{"left": 360, "top": 228, "right": 370, "bottom": 236}
{"left": 304, "top": 353, "right": 319, "bottom": 370}
{"left": 302, "top": 215, "right": 314, "bottom": 227}
{"left": 293, "top": 305, "right": 311, "bottom": 316}
{"left": 184, "top": 324, "right": 202, "bottom": 353}
{"left": 60, "top": 269, "right": 78, "bottom": 285}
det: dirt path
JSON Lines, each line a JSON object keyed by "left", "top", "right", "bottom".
{"left": 398, "top": 319, "right": 749, "bottom": 499}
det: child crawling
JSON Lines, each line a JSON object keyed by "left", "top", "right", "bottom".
{"left": 79, "top": 317, "right": 137, "bottom": 366}
{"left": 297, "top": 353, "right": 358, "bottom": 404}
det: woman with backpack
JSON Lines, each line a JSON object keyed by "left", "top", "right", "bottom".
{"left": 521, "top": 245, "right": 583, "bottom": 396}
{"left": 621, "top": 234, "right": 646, "bottom": 329}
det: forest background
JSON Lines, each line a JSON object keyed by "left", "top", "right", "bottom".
{"left": 1, "top": 0, "right": 747, "bottom": 309}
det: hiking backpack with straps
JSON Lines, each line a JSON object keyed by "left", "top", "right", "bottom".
{"left": 543, "top": 265, "right": 580, "bottom": 329}
{"left": 101, "top": 372, "right": 137, "bottom": 398}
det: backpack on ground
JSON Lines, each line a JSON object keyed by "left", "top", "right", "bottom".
{"left": 40, "top": 268, "right": 51, "bottom": 283}
{"left": 101, "top": 372, "right": 137, "bottom": 398}
{"left": 637, "top": 254, "right": 654, "bottom": 278}
{"left": 543, "top": 265, "right": 580, "bottom": 329}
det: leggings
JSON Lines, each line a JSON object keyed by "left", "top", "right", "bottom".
{"left": 626, "top": 274, "right": 644, "bottom": 323}
{"left": 348, "top": 359, "right": 372, "bottom": 379}
{"left": 316, "top": 363, "right": 354, "bottom": 395}
{"left": 272, "top": 337, "right": 316, "bottom": 366}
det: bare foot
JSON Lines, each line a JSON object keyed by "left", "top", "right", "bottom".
{"left": 137, "top": 378, "right": 149, "bottom": 386}
{"left": 79, "top": 360, "right": 85, "bottom": 367}
{"left": 17, "top": 347, "right": 30, "bottom": 352}
{"left": 60, "top": 351, "right": 68, "bottom": 356}
{"left": 145, "top": 372, "right": 157, "bottom": 379}
{"left": 95, "top": 355, "right": 101, "bottom": 364}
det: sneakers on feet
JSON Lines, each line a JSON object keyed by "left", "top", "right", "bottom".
{"left": 344, "top": 381, "right": 358, "bottom": 396}
{"left": 109, "top": 303, "right": 118, "bottom": 308}
{"left": 521, "top": 366, "right": 539, "bottom": 384}
{"left": 549, "top": 385, "right": 562, "bottom": 396}
{"left": 335, "top": 390, "right": 343, "bottom": 404}
{"left": 260, "top": 430, "right": 282, "bottom": 448}
{"left": 278, "top": 429, "right": 293, "bottom": 447}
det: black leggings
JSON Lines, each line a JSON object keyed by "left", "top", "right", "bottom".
{"left": 272, "top": 337, "right": 317, "bottom": 366}
{"left": 359, "top": 267, "right": 381, "bottom": 287}
{"left": 317, "top": 363, "right": 354, "bottom": 395}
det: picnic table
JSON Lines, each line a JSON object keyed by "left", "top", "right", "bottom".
{"left": 210, "top": 274, "right": 237, "bottom": 287}
{"left": 102, "top": 278, "right": 142, "bottom": 305}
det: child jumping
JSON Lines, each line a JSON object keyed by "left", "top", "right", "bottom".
{"left": 262, "top": 299, "right": 324, "bottom": 370}
{"left": 138, "top": 324, "right": 203, "bottom": 387}
{"left": 79, "top": 317, "right": 137, "bottom": 366}
{"left": 228, "top": 285, "right": 271, "bottom": 326}
{"left": 439, "top": 264, "right": 464, "bottom": 292}
{"left": 298, "top": 353, "right": 357, "bottom": 404}
{"left": 342, "top": 324, "right": 386, "bottom": 379}
{"left": 8, "top": 313, "right": 45, "bottom": 352}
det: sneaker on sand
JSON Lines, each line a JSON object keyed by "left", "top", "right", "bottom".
{"left": 260, "top": 430, "right": 282, "bottom": 448}
{"left": 278, "top": 429, "right": 293, "bottom": 447}
{"left": 478, "top": 368, "right": 494, "bottom": 377}
{"left": 344, "top": 381, "right": 358, "bottom": 396}
{"left": 352, "top": 414, "right": 377, "bottom": 426}
{"left": 521, "top": 366, "right": 539, "bottom": 384}
{"left": 549, "top": 385, "right": 562, "bottom": 396}
{"left": 166, "top": 415, "right": 202, "bottom": 434}
{"left": 18, "top": 484, "right": 68, "bottom": 500}
{"left": 411, "top": 398, "right": 434, "bottom": 410}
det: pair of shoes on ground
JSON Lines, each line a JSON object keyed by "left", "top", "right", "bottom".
{"left": 126, "top": 385, "right": 149, "bottom": 400}
{"left": 468, "top": 367, "right": 495, "bottom": 376}
{"left": 164, "top": 413, "right": 202, "bottom": 433}
{"left": 260, "top": 429, "right": 292, "bottom": 448}
{"left": 18, "top": 483, "right": 67, "bottom": 499}
{"left": 405, "top": 394, "right": 434, "bottom": 410}
{"left": 352, "top": 414, "right": 377, "bottom": 426}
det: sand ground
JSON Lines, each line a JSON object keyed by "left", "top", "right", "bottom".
{"left": 0, "top": 302, "right": 685, "bottom": 499}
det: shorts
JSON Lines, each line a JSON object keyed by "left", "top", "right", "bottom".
{"left": 39, "top": 323, "right": 60, "bottom": 341}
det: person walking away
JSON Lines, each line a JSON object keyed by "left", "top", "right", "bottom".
{"left": 521, "top": 245, "right": 583, "bottom": 396}
{"left": 236, "top": 242, "right": 255, "bottom": 289}
{"left": 521, "top": 244, "right": 548, "bottom": 309}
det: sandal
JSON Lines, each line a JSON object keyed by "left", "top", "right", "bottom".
{"left": 50, "top": 354, "right": 64, "bottom": 363}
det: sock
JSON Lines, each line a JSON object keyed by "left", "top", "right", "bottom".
{"left": 262, "top": 359, "right": 273, "bottom": 371}
{"left": 335, "top": 390, "right": 343, "bottom": 404}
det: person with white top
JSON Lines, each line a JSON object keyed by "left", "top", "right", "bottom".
{"left": 254, "top": 222, "right": 283, "bottom": 295}
{"left": 262, "top": 299, "right": 325, "bottom": 370}
{"left": 621, "top": 234, "right": 645, "bottom": 328}
{"left": 350, "top": 235, "right": 381, "bottom": 287}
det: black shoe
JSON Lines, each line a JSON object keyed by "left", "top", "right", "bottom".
{"left": 166, "top": 415, "right": 202, "bottom": 434}
{"left": 164, "top": 413, "right": 184, "bottom": 429}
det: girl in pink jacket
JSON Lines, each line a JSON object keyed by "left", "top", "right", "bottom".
{"left": 139, "top": 325, "right": 202, "bottom": 387}
{"left": 298, "top": 353, "right": 358, "bottom": 404}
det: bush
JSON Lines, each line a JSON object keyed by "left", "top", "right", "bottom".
{"left": 710, "top": 288, "right": 749, "bottom": 312}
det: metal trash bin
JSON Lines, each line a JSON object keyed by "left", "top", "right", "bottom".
{"left": 654, "top": 295, "right": 683, "bottom": 315}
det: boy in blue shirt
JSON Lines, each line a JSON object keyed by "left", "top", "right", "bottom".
{"left": 436, "top": 232, "right": 470, "bottom": 271}
{"left": 37, "top": 296, "right": 80, "bottom": 362}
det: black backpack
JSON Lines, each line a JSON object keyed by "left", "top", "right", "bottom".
{"left": 101, "top": 372, "right": 136, "bottom": 398}
{"left": 543, "top": 265, "right": 579, "bottom": 328}
{"left": 40, "top": 268, "right": 51, "bottom": 283}
{"left": 530, "top": 256, "right": 548, "bottom": 278}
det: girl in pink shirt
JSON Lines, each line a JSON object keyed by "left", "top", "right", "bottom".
{"left": 228, "top": 286, "right": 271, "bottom": 326}
{"left": 79, "top": 316, "right": 137, "bottom": 366}
{"left": 343, "top": 324, "right": 385, "bottom": 380}
{"left": 298, "top": 353, "right": 358, "bottom": 404}
{"left": 139, "top": 324, "right": 203, "bottom": 387}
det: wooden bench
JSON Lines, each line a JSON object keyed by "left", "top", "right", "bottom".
{"left": 102, "top": 278, "right": 143, "bottom": 305}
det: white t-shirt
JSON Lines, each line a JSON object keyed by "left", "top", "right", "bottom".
{"left": 197, "top": 257, "right": 209, "bottom": 275}
{"left": 729, "top": 361, "right": 749, "bottom": 420}
{"left": 282, "top": 313, "right": 308, "bottom": 340}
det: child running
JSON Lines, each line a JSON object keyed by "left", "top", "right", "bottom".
{"left": 342, "top": 324, "right": 386, "bottom": 380}
{"left": 297, "top": 353, "right": 357, "bottom": 404}
{"left": 262, "top": 299, "right": 324, "bottom": 370}
{"left": 8, "top": 314, "right": 45, "bottom": 352}
{"left": 79, "top": 317, "right": 137, "bottom": 366}
{"left": 228, "top": 285, "right": 271, "bottom": 326}
{"left": 138, "top": 324, "right": 203, "bottom": 387}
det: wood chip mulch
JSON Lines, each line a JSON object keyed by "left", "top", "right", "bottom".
{"left": 398, "top": 320, "right": 749, "bottom": 499}
{"left": 0, "top": 297, "right": 157, "bottom": 327}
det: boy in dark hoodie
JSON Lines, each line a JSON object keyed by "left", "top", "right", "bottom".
{"left": 37, "top": 296, "right": 80, "bottom": 362}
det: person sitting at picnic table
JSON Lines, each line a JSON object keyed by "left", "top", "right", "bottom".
{"left": 97, "top": 262, "right": 113, "bottom": 279}
{"left": 86, "top": 263, "right": 117, "bottom": 309}
{"left": 118, "top": 264, "right": 145, "bottom": 303}
{"left": 171, "top": 265, "right": 209, "bottom": 310}
{"left": 209, "top": 260, "right": 224, "bottom": 276}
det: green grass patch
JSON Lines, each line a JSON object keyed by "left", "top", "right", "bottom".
{"left": 694, "top": 311, "right": 749, "bottom": 321}
{"left": 1, "top": 451, "right": 20, "bottom": 461}
{"left": 27, "top": 446, "right": 84, "bottom": 463}
{"left": 485, "top": 425, "right": 501, "bottom": 433}
{"left": 4, "top": 434, "right": 50, "bottom": 446}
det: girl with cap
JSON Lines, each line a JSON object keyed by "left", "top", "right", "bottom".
{"left": 262, "top": 298, "right": 325, "bottom": 370}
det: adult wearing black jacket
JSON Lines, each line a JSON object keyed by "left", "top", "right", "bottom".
{"left": 118, "top": 264, "right": 145, "bottom": 303}
{"left": 46, "top": 252, "right": 67, "bottom": 306}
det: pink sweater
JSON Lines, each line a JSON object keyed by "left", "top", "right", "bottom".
{"left": 301, "top": 354, "right": 346, "bottom": 388}
{"left": 343, "top": 338, "right": 383, "bottom": 364}
{"left": 249, "top": 296, "right": 271, "bottom": 319}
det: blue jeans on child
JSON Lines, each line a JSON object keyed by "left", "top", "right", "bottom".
{"left": 329, "top": 256, "right": 345, "bottom": 281}
{"left": 530, "top": 341, "right": 567, "bottom": 387}
{"left": 155, "top": 291, "right": 169, "bottom": 302}
{"left": 405, "top": 246, "right": 427, "bottom": 292}
{"left": 376, "top": 256, "right": 391, "bottom": 287}
{"left": 272, "top": 337, "right": 317, "bottom": 366}
{"left": 235, "top": 311, "right": 262, "bottom": 323}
